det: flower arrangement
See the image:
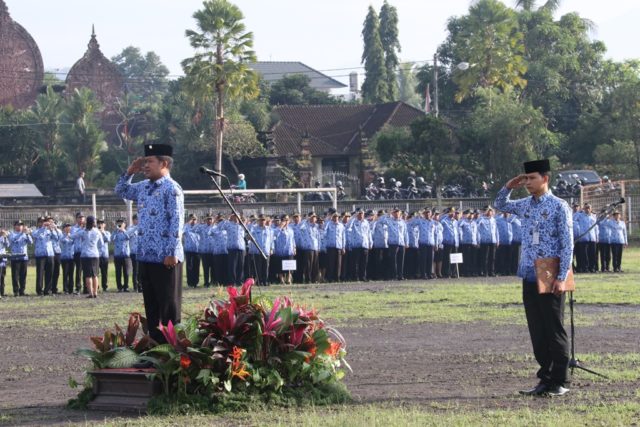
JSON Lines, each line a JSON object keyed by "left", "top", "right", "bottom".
{"left": 72, "top": 278, "right": 351, "bottom": 410}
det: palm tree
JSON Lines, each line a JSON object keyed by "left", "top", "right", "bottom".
{"left": 182, "top": 0, "right": 259, "bottom": 179}
{"left": 29, "top": 86, "right": 63, "bottom": 181}
{"left": 514, "top": 0, "right": 562, "bottom": 12}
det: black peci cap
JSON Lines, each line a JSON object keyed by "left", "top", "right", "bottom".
{"left": 523, "top": 159, "right": 550, "bottom": 174}
{"left": 144, "top": 143, "right": 173, "bottom": 157}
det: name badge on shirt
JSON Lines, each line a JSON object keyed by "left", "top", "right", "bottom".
{"left": 533, "top": 231, "right": 540, "bottom": 245}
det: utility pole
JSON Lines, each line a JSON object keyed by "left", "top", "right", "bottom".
{"left": 433, "top": 53, "right": 439, "bottom": 118}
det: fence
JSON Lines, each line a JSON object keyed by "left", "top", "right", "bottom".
{"left": 581, "top": 180, "right": 639, "bottom": 238}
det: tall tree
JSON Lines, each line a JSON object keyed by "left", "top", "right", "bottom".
{"left": 441, "top": 0, "right": 527, "bottom": 102}
{"left": 397, "top": 63, "right": 422, "bottom": 109}
{"left": 379, "top": 0, "right": 400, "bottom": 101}
{"left": 112, "top": 46, "right": 170, "bottom": 102}
{"left": 514, "top": 0, "right": 562, "bottom": 13}
{"left": 29, "top": 86, "right": 64, "bottom": 182}
{"left": 61, "top": 88, "right": 107, "bottom": 181}
{"left": 361, "top": 6, "right": 388, "bottom": 103}
{"left": 0, "top": 108, "right": 39, "bottom": 177}
{"left": 182, "top": 0, "right": 259, "bottom": 178}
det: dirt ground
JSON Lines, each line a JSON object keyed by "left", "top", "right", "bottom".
{"left": 1, "top": 280, "right": 638, "bottom": 426}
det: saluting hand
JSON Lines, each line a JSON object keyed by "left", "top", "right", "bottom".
{"left": 505, "top": 174, "right": 527, "bottom": 190}
{"left": 127, "top": 157, "right": 146, "bottom": 175}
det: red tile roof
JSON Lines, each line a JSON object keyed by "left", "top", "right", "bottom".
{"left": 271, "top": 102, "right": 425, "bottom": 157}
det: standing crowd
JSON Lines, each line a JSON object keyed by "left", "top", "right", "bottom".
{"left": 0, "top": 202, "right": 629, "bottom": 298}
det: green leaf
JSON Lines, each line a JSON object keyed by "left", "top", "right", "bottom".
{"left": 105, "top": 347, "right": 140, "bottom": 369}
{"left": 143, "top": 344, "right": 176, "bottom": 355}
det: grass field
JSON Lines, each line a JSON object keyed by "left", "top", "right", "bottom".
{"left": 0, "top": 248, "right": 638, "bottom": 426}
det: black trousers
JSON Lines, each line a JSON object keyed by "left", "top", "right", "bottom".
{"left": 349, "top": 248, "right": 369, "bottom": 281}
{"left": 201, "top": 253, "right": 214, "bottom": 286}
{"left": 574, "top": 242, "right": 587, "bottom": 272}
{"left": 0, "top": 265, "right": 5, "bottom": 296}
{"left": 35, "top": 256, "right": 54, "bottom": 295}
{"left": 441, "top": 244, "right": 455, "bottom": 278}
{"left": 131, "top": 254, "right": 140, "bottom": 290}
{"left": 598, "top": 243, "right": 611, "bottom": 272}
{"left": 496, "top": 244, "right": 511, "bottom": 275}
{"left": 293, "top": 251, "right": 304, "bottom": 283}
{"left": 522, "top": 280, "right": 569, "bottom": 387}
{"left": 11, "top": 260, "right": 27, "bottom": 295}
{"left": 368, "top": 247, "right": 386, "bottom": 281}
{"left": 227, "top": 249, "right": 245, "bottom": 286}
{"left": 114, "top": 257, "right": 132, "bottom": 290}
{"left": 404, "top": 247, "right": 419, "bottom": 279}
{"left": 611, "top": 244, "right": 624, "bottom": 272}
{"left": 52, "top": 254, "right": 61, "bottom": 294}
{"left": 325, "top": 248, "right": 343, "bottom": 283}
{"left": 139, "top": 262, "right": 182, "bottom": 344}
{"left": 99, "top": 256, "right": 109, "bottom": 290}
{"left": 249, "top": 254, "right": 270, "bottom": 286}
{"left": 73, "top": 252, "right": 83, "bottom": 292}
{"left": 61, "top": 259, "right": 74, "bottom": 294}
{"left": 510, "top": 243, "right": 521, "bottom": 275}
{"left": 418, "top": 245, "right": 434, "bottom": 279}
{"left": 460, "top": 244, "right": 474, "bottom": 277}
{"left": 479, "top": 244, "right": 496, "bottom": 276}
{"left": 301, "top": 250, "right": 318, "bottom": 283}
{"left": 384, "top": 245, "right": 398, "bottom": 280}
{"left": 185, "top": 251, "right": 200, "bottom": 287}
{"left": 340, "top": 250, "right": 350, "bottom": 281}
{"left": 212, "top": 254, "right": 228, "bottom": 285}
{"left": 586, "top": 242, "right": 598, "bottom": 272}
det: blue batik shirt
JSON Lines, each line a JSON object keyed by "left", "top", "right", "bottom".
{"left": 379, "top": 216, "right": 408, "bottom": 246}
{"left": 208, "top": 225, "right": 228, "bottom": 255}
{"left": 99, "top": 230, "right": 110, "bottom": 258}
{"left": 496, "top": 216, "right": 512, "bottom": 245}
{"left": 115, "top": 173, "right": 185, "bottom": 264}
{"left": 407, "top": 220, "right": 420, "bottom": 248}
{"left": 0, "top": 236, "right": 8, "bottom": 267}
{"left": 459, "top": 219, "right": 478, "bottom": 245}
{"left": 598, "top": 219, "right": 611, "bottom": 244}
{"left": 609, "top": 219, "right": 628, "bottom": 245}
{"left": 440, "top": 216, "right": 458, "bottom": 246}
{"left": 495, "top": 187, "right": 573, "bottom": 282}
{"left": 32, "top": 227, "right": 58, "bottom": 257}
{"left": 196, "top": 224, "right": 212, "bottom": 254}
{"left": 71, "top": 224, "right": 84, "bottom": 254}
{"left": 435, "top": 222, "right": 443, "bottom": 248}
{"left": 183, "top": 223, "right": 200, "bottom": 253}
{"left": 248, "top": 225, "right": 274, "bottom": 255}
{"left": 508, "top": 216, "right": 522, "bottom": 243}
{"left": 111, "top": 229, "right": 130, "bottom": 258}
{"left": 298, "top": 221, "right": 320, "bottom": 251}
{"left": 59, "top": 234, "right": 75, "bottom": 260}
{"left": 274, "top": 226, "right": 295, "bottom": 256}
{"left": 71, "top": 228, "right": 106, "bottom": 259}
{"left": 219, "top": 221, "right": 246, "bottom": 251}
{"left": 413, "top": 218, "right": 436, "bottom": 246}
{"left": 574, "top": 212, "right": 598, "bottom": 242}
{"left": 477, "top": 216, "right": 498, "bottom": 245}
{"left": 8, "top": 231, "right": 33, "bottom": 261}
{"left": 371, "top": 220, "right": 389, "bottom": 249}
{"left": 324, "top": 221, "right": 346, "bottom": 250}
{"left": 127, "top": 225, "right": 139, "bottom": 255}
{"left": 347, "top": 218, "right": 372, "bottom": 249}
{"left": 52, "top": 229, "right": 62, "bottom": 254}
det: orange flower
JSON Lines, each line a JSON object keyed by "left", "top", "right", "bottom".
{"left": 180, "top": 354, "right": 191, "bottom": 369}
{"left": 325, "top": 341, "right": 341, "bottom": 358}
{"left": 231, "top": 346, "right": 250, "bottom": 380}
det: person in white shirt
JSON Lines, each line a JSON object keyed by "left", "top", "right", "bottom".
{"left": 77, "top": 172, "right": 86, "bottom": 203}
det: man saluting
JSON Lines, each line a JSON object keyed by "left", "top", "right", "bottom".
{"left": 494, "top": 159, "right": 573, "bottom": 397}
{"left": 115, "top": 142, "right": 184, "bottom": 345}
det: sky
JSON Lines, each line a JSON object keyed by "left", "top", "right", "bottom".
{"left": 5, "top": 0, "right": 640, "bottom": 89}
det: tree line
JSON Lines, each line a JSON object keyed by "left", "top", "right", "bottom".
{"left": 0, "top": 0, "right": 638, "bottom": 194}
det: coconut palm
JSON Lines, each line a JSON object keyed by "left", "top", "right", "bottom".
{"left": 181, "top": 0, "right": 259, "bottom": 179}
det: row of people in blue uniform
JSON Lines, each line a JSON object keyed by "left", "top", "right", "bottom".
{"left": 571, "top": 203, "right": 628, "bottom": 273}
{"left": 0, "top": 212, "right": 142, "bottom": 298}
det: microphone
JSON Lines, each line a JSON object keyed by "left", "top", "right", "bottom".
{"left": 199, "top": 166, "right": 227, "bottom": 178}
{"left": 600, "top": 197, "right": 625, "bottom": 213}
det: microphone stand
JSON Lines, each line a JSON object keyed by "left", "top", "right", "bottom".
{"left": 568, "top": 200, "right": 623, "bottom": 379}
{"left": 202, "top": 174, "right": 267, "bottom": 301}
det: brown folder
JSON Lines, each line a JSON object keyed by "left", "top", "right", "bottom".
{"left": 534, "top": 257, "right": 575, "bottom": 294}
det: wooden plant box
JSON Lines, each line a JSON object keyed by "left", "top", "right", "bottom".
{"left": 88, "top": 368, "right": 161, "bottom": 412}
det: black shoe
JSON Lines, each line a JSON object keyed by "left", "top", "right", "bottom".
{"left": 123, "top": 289, "right": 130, "bottom": 293}
{"left": 519, "top": 382, "right": 548, "bottom": 396}
{"left": 546, "top": 385, "right": 569, "bottom": 396}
